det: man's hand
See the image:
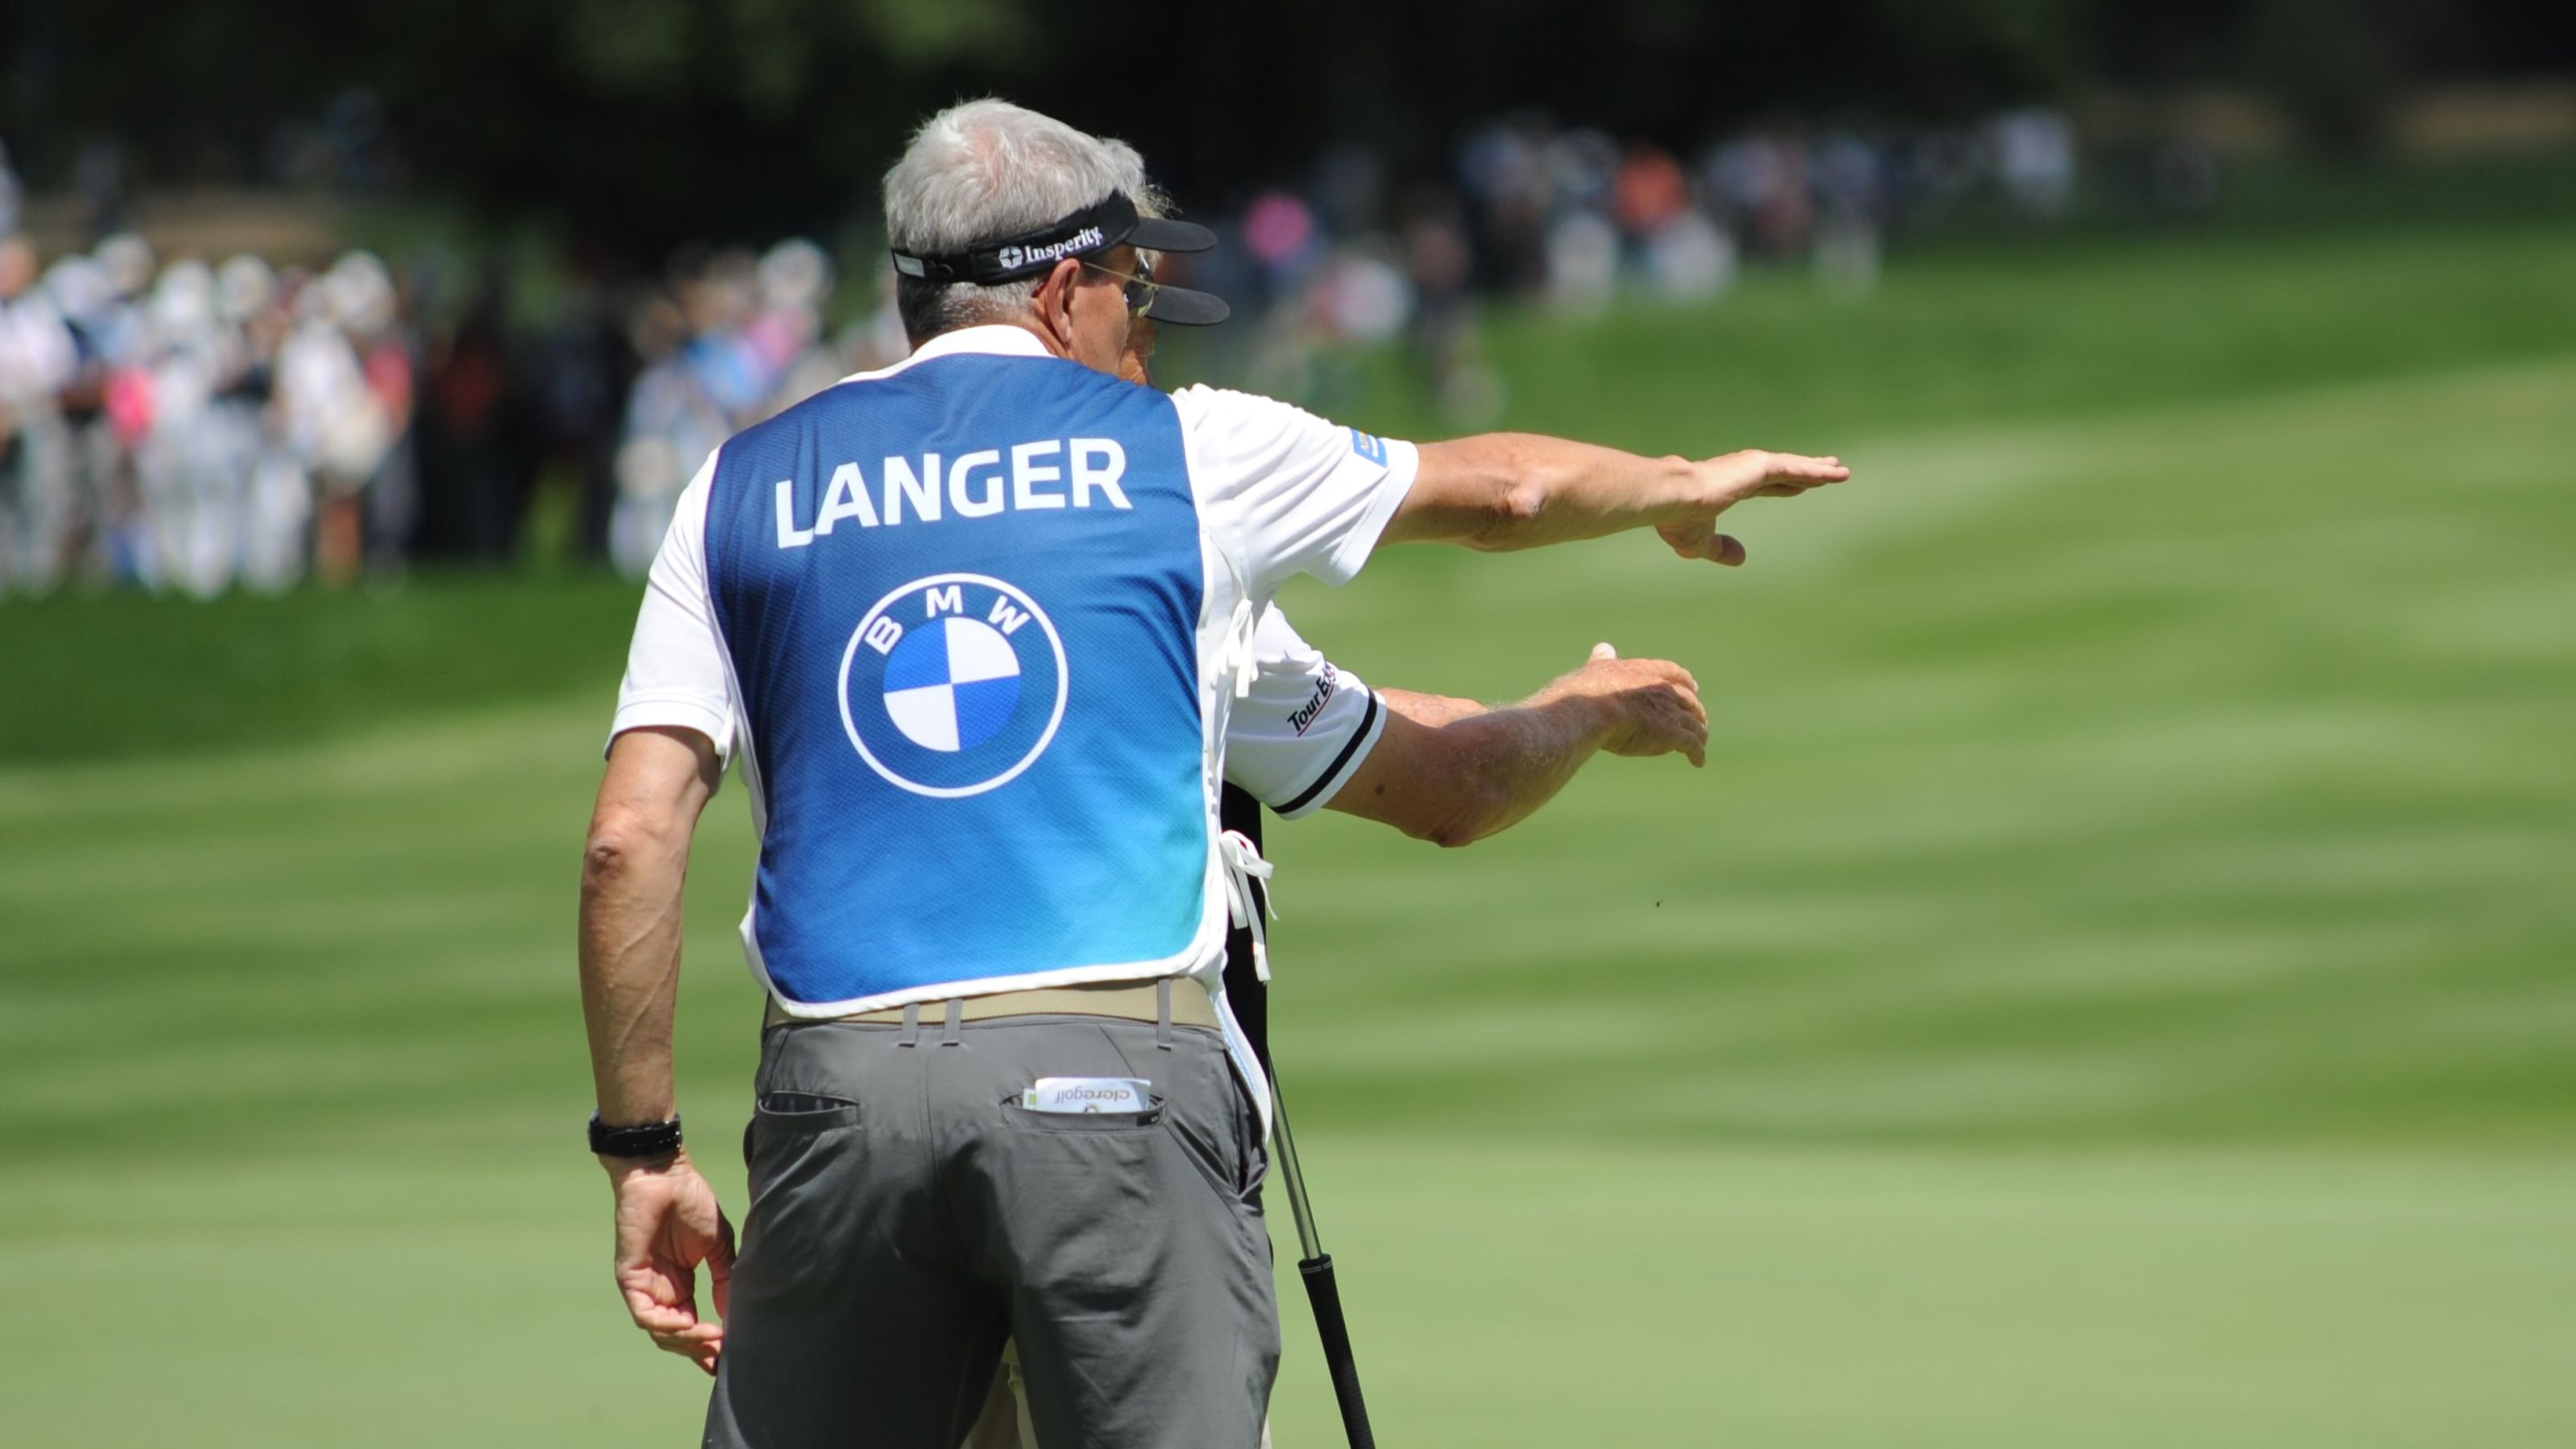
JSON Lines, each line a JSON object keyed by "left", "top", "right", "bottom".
{"left": 1393, "top": 437, "right": 1849, "bottom": 555}
{"left": 1534, "top": 643, "right": 1709, "bottom": 766}
{"left": 1656, "top": 451, "right": 1850, "bottom": 567}
{"left": 1339, "top": 641, "right": 1711, "bottom": 845}
{"left": 605, "top": 1150, "right": 736, "bottom": 1376}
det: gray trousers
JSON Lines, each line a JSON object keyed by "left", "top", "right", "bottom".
{"left": 704, "top": 1005, "right": 1277, "bottom": 1449}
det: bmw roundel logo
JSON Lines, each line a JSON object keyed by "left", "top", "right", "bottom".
{"left": 837, "top": 573, "right": 1069, "bottom": 798}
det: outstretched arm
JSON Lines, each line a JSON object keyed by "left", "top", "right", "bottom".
{"left": 1329, "top": 643, "right": 1706, "bottom": 848}
{"left": 580, "top": 724, "right": 733, "bottom": 1376}
{"left": 1383, "top": 436, "right": 1849, "bottom": 565}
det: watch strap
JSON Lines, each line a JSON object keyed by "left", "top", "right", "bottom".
{"left": 588, "top": 1112, "right": 683, "bottom": 1159}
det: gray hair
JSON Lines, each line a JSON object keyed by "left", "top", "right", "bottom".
{"left": 883, "top": 99, "right": 1162, "bottom": 342}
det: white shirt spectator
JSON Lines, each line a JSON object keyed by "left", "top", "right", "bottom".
{"left": 0, "top": 286, "right": 75, "bottom": 403}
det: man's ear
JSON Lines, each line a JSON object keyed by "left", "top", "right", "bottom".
{"left": 1033, "top": 258, "right": 1083, "bottom": 350}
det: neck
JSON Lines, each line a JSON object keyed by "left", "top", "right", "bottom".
{"left": 914, "top": 318, "right": 1068, "bottom": 360}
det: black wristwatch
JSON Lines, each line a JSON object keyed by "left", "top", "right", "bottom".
{"left": 588, "top": 1112, "right": 683, "bottom": 1159}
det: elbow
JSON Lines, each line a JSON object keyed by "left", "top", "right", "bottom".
{"left": 1461, "top": 436, "right": 1556, "bottom": 551}
{"left": 582, "top": 811, "right": 666, "bottom": 888}
{"left": 1424, "top": 816, "right": 1488, "bottom": 850}
{"left": 1463, "top": 478, "right": 1550, "bottom": 552}
{"left": 1414, "top": 769, "right": 1513, "bottom": 849}
{"left": 582, "top": 829, "right": 634, "bottom": 890}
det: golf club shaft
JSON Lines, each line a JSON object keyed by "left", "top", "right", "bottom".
{"left": 1269, "top": 1074, "right": 1376, "bottom": 1447}
{"left": 1269, "top": 1073, "right": 1324, "bottom": 1261}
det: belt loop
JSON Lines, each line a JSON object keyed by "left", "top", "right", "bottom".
{"left": 941, "top": 997, "right": 964, "bottom": 1047}
{"left": 898, "top": 1002, "right": 921, "bottom": 1048}
{"left": 1155, "top": 978, "right": 1174, "bottom": 1051}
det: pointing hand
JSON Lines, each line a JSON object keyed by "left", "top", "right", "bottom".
{"left": 1657, "top": 451, "right": 1850, "bottom": 566}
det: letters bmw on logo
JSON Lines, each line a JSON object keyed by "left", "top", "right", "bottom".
{"left": 836, "top": 573, "right": 1070, "bottom": 798}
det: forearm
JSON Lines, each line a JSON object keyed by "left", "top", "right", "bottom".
{"left": 580, "top": 729, "right": 720, "bottom": 1124}
{"left": 1334, "top": 646, "right": 1703, "bottom": 846}
{"left": 1379, "top": 689, "right": 1621, "bottom": 848}
{"left": 1399, "top": 434, "right": 1708, "bottom": 551}
{"left": 1374, "top": 687, "right": 1488, "bottom": 729}
{"left": 579, "top": 819, "right": 695, "bottom": 1125}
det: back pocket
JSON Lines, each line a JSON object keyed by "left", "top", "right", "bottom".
{"left": 1001, "top": 1091, "right": 1166, "bottom": 1133}
{"left": 755, "top": 1090, "right": 863, "bottom": 1133}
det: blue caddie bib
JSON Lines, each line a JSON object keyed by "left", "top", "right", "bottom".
{"left": 701, "top": 350, "right": 1216, "bottom": 1009}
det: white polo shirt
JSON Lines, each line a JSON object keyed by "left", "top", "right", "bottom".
{"left": 1222, "top": 606, "right": 1388, "bottom": 816}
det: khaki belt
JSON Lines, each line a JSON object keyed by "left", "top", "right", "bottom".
{"left": 764, "top": 978, "right": 1219, "bottom": 1031}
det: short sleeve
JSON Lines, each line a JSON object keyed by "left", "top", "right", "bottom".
{"left": 1221, "top": 606, "right": 1386, "bottom": 818}
{"left": 606, "top": 452, "right": 739, "bottom": 761}
{"left": 1170, "top": 385, "right": 1418, "bottom": 597}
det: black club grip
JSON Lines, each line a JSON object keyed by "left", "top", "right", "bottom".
{"left": 1298, "top": 1253, "right": 1377, "bottom": 1449}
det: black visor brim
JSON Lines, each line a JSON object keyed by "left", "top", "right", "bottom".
{"left": 1126, "top": 215, "right": 1217, "bottom": 256}
{"left": 1139, "top": 283, "right": 1229, "bottom": 326}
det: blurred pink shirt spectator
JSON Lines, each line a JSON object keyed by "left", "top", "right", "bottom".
{"left": 1243, "top": 192, "right": 1315, "bottom": 268}
{"left": 1611, "top": 147, "right": 1687, "bottom": 236}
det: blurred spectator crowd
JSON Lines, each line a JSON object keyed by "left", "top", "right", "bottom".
{"left": 0, "top": 233, "right": 415, "bottom": 596}
{"left": 1173, "top": 108, "right": 2096, "bottom": 422}
{"left": 0, "top": 106, "right": 2129, "bottom": 596}
{"left": 0, "top": 223, "right": 898, "bottom": 595}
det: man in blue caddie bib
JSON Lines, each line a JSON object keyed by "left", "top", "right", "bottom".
{"left": 576, "top": 99, "right": 1849, "bottom": 1449}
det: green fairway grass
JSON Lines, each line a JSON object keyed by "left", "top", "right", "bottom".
{"left": 8, "top": 1145, "right": 2569, "bottom": 1447}
{"left": 0, "top": 572, "right": 648, "bottom": 765}
{"left": 4, "top": 213, "right": 2574, "bottom": 1445}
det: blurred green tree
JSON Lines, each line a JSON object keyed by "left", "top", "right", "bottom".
{"left": 0, "top": 0, "right": 2566, "bottom": 254}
